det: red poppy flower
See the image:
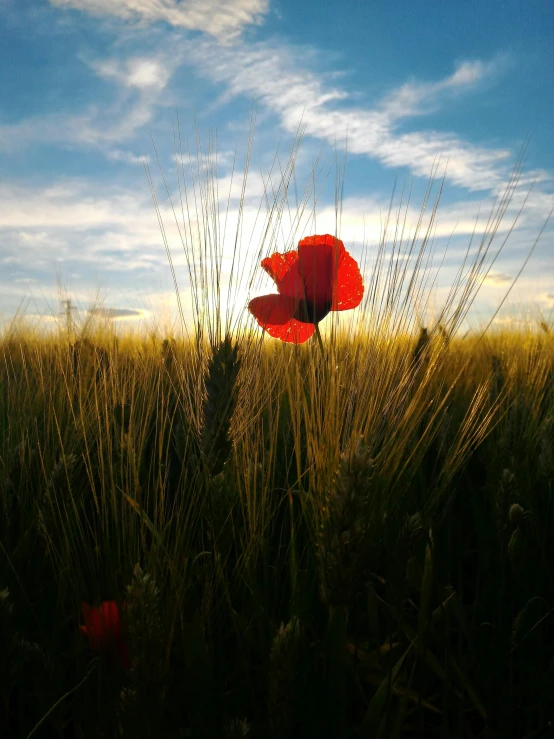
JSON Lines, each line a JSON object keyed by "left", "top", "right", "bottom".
{"left": 80, "top": 601, "right": 131, "bottom": 669}
{"left": 248, "top": 234, "right": 364, "bottom": 343}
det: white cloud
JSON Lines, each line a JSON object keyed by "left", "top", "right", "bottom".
{"left": 483, "top": 272, "right": 512, "bottom": 286}
{"left": 49, "top": 0, "right": 269, "bottom": 42}
{"left": 106, "top": 149, "right": 149, "bottom": 165}
{"left": 88, "top": 306, "right": 144, "bottom": 319}
{"left": 2, "top": 165, "right": 550, "bottom": 336}
{"left": 0, "top": 101, "right": 156, "bottom": 154}
{"left": 183, "top": 40, "right": 539, "bottom": 194}
{"left": 447, "top": 60, "right": 490, "bottom": 87}
{"left": 89, "top": 56, "right": 172, "bottom": 90}
{"left": 0, "top": 186, "right": 550, "bottom": 335}
{"left": 0, "top": 181, "right": 154, "bottom": 231}
{"left": 0, "top": 48, "right": 182, "bottom": 157}
{"left": 377, "top": 59, "right": 502, "bottom": 122}
{"left": 2, "top": 23, "right": 550, "bottom": 208}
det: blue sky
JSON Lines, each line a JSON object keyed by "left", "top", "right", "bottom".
{"left": 1, "top": 0, "right": 553, "bottom": 335}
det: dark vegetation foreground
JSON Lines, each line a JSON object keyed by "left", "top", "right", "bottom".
{"left": 1, "top": 324, "right": 553, "bottom": 738}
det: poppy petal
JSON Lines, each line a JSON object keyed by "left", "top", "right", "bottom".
{"left": 81, "top": 601, "right": 121, "bottom": 649}
{"left": 261, "top": 250, "right": 298, "bottom": 284}
{"left": 297, "top": 234, "right": 345, "bottom": 307}
{"left": 263, "top": 317, "right": 316, "bottom": 344}
{"left": 261, "top": 252, "right": 304, "bottom": 299}
{"left": 80, "top": 601, "right": 130, "bottom": 667}
{"left": 332, "top": 251, "right": 364, "bottom": 310}
{"left": 297, "top": 233, "right": 346, "bottom": 253}
{"left": 249, "top": 294, "right": 298, "bottom": 327}
{"left": 100, "top": 601, "right": 121, "bottom": 640}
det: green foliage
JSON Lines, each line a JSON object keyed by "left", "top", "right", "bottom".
{"left": 317, "top": 436, "right": 374, "bottom": 609}
{"left": 119, "top": 563, "right": 168, "bottom": 737}
{"left": 268, "top": 615, "right": 302, "bottom": 737}
{"left": 201, "top": 335, "right": 241, "bottom": 476}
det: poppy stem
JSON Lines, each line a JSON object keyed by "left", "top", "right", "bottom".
{"left": 313, "top": 323, "right": 329, "bottom": 385}
{"left": 314, "top": 323, "right": 325, "bottom": 358}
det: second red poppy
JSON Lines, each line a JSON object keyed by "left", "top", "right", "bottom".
{"left": 80, "top": 600, "right": 131, "bottom": 669}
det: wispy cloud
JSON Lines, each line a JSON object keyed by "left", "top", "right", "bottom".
{"left": 0, "top": 181, "right": 154, "bottom": 231}
{"left": 483, "top": 272, "right": 513, "bottom": 286}
{"left": 105, "top": 149, "right": 149, "bottom": 165}
{"left": 88, "top": 306, "right": 143, "bottom": 319}
{"left": 1, "top": 164, "right": 548, "bottom": 322}
{"left": 0, "top": 48, "right": 180, "bottom": 156}
{"left": 49, "top": 0, "right": 269, "bottom": 42}
{"left": 183, "top": 40, "right": 533, "bottom": 193}
{"left": 0, "top": 101, "right": 156, "bottom": 154}
{"left": 377, "top": 59, "right": 505, "bottom": 122}
{"left": 2, "top": 16, "right": 550, "bottom": 207}
{"left": 88, "top": 56, "right": 173, "bottom": 90}
{"left": 1, "top": 175, "right": 549, "bottom": 331}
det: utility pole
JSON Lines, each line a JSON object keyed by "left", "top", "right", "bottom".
{"left": 60, "top": 298, "right": 74, "bottom": 338}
